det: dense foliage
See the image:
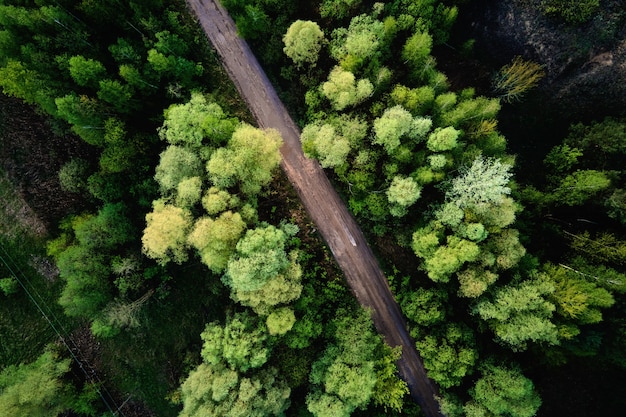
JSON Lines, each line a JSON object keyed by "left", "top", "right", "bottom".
{"left": 1, "top": 0, "right": 626, "bottom": 416}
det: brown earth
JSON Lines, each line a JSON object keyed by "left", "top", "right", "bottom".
{"left": 185, "top": 1, "right": 443, "bottom": 415}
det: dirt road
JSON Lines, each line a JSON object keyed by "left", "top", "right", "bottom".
{"left": 186, "top": 1, "right": 443, "bottom": 415}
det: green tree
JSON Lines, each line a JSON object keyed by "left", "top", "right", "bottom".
{"left": 58, "top": 158, "right": 90, "bottom": 193}
{"left": 416, "top": 323, "right": 478, "bottom": 389}
{"left": 283, "top": 20, "right": 325, "bottom": 67}
{"left": 187, "top": 211, "right": 247, "bottom": 273}
{"left": 400, "top": 287, "right": 447, "bottom": 330}
{"left": 73, "top": 202, "right": 134, "bottom": 251}
{"left": 464, "top": 363, "right": 541, "bottom": 417}
{"left": 179, "top": 362, "right": 291, "bottom": 417}
{"left": 207, "top": 124, "right": 282, "bottom": 195}
{"left": 0, "top": 351, "right": 72, "bottom": 417}
{"left": 473, "top": 278, "right": 559, "bottom": 351}
{"left": 154, "top": 145, "right": 203, "bottom": 194}
{"left": 55, "top": 244, "right": 110, "bottom": 318}
{"left": 159, "top": 93, "right": 238, "bottom": 149}
{"left": 543, "top": 264, "right": 614, "bottom": 325}
{"left": 373, "top": 105, "right": 431, "bottom": 153}
{"left": 54, "top": 93, "right": 105, "bottom": 146}
{"left": 0, "top": 277, "right": 19, "bottom": 296}
{"left": 552, "top": 170, "right": 611, "bottom": 206}
{"left": 446, "top": 156, "right": 513, "bottom": 210}
{"left": 321, "top": 66, "right": 373, "bottom": 111}
{"left": 307, "top": 309, "right": 406, "bottom": 415}
{"left": 201, "top": 312, "right": 269, "bottom": 372}
{"left": 68, "top": 55, "right": 106, "bottom": 88}
{"left": 319, "top": 0, "right": 361, "bottom": 19}
{"left": 142, "top": 200, "right": 192, "bottom": 265}
{"left": 97, "top": 79, "right": 134, "bottom": 113}
{"left": 301, "top": 123, "right": 351, "bottom": 168}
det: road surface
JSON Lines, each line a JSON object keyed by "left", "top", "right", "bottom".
{"left": 186, "top": 1, "right": 444, "bottom": 416}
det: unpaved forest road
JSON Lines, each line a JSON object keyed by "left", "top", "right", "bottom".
{"left": 186, "top": 1, "right": 443, "bottom": 415}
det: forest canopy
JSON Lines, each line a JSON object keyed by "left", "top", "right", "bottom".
{"left": 1, "top": 0, "right": 626, "bottom": 416}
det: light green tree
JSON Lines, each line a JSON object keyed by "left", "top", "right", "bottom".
{"left": 464, "top": 363, "right": 541, "bottom": 417}
{"left": 202, "top": 187, "right": 241, "bottom": 216}
{"left": 283, "top": 20, "right": 325, "bottom": 67}
{"left": 457, "top": 266, "right": 499, "bottom": 298}
{"left": 423, "top": 236, "right": 480, "bottom": 283}
{"left": 319, "top": 0, "right": 361, "bottom": 19}
{"left": 373, "top": 105, "right": 431, "bottom": 153}
{"left": 266, "top": 307, "right": 297, "bottom": 335}
{"left": 231, "top": 256, "right": 302, "bottom": 315}
{"left": 201, "top": 312, "right": 269, "bottom": 372}
{"left": 387, "top": 175, "right": 422, "bottom": 217}
{"left": 330, "top": 14, "right": 385, "bottom": 70}
{"left": 301, "top": 123, "right": 351, "bottom": 168}
{"left": 439, "top": 96, "right": 500, "bottom": 129}
{"left": 187, "top": 211, "right": 246, "bottom": 273}
{"left": 473, "top": 278, "right": 559, "bottom": 351}
{"left": 180, "top": 312, "right": 291, "bottom": 417}
{"left": 142, "top": 200, "right": 192, "bottom": 265}
{"left": 68, "top": 55, "right": 106, "bottom": 87}
{"left": 179, "top": 362, "right": 291, "bottom": 417}
{"left": 321, "top": 66, "right": 373, "bottom": 111}
{"left": 0, "top": 350, "right": 81, "bottom": 417}
{"left": 390, "top": 84, "right": 436, "bottom": 115}
{"left": 402, "top": 31, "right": 433, "bottom": 79}
{"left": 446, "top": 155, "right": 513, "bottom": 209}
{"left": 176, "top": 176, "right": 203, "bottom": 208}
{"left": 223, "top": 225, "right": 292, "bottom": 294}
{"left": 159, "top": 92, "right": 238, "bottom": 149}
{"left": 426, "top": 126, "right": 460, "bottom": 152}
{"left": 207, "top": 124, "right": 282, "bottom": 195}
{"left": 154, "top": 145, "right": 203, "bottom": 193}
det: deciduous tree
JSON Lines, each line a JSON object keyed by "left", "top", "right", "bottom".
{"left": 187, "top": 211, "right": 246, "bottom": 273}
{"left": 473, "top": 278, "right": 559, "bottom": 351}
{"left": 283, "top": 20, "right": 325, "bottom": 67}
{"left": 0, "top": 351, "right": 72, "bottom": 417}
{"left": 321, "top": 66, "right": 373, "bottom": 111}
{"left": 464, "top": 363, "right": 541, "bottom": 417}
{"left": 207, "top": 124, "right": 282, "bottom": 195}
{"left": 142, "top": 200, "right": 192, "bottom": 265}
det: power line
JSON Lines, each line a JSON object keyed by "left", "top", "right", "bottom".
{"left": 0, "top": 242, "right": 126, "bottom": 417}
